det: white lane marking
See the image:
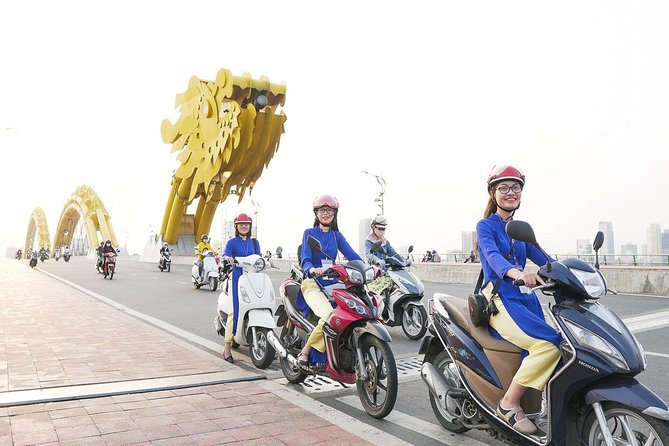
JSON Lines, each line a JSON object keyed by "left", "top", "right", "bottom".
{"left": 130, "top": 273, "right": 137, "bottom": 276}
{"left": 337, "top": 395, "right": 489, "bottom": 446}
{"left": 624, "top": 311, "right": 669, "bottom": 333}
{"left": 646, "top": 351, "right": 669, "bottom": 359}
{"left": 150, "top": 276, "right": 158, "bottom": 280}
{"left": 176, "top": 281, "right": 189, "bottom": 285}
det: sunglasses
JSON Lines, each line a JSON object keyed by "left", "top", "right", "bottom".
{"left": 375, "top": 226, "right": 386, "bottom": 231}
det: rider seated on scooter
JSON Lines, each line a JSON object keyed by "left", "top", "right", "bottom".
{"left": 194, "top": 234, "right": 215, "bottom": 281}
{"left": 297, "top": 195, "right": 362, "bottom": 370}
{"left": 221, "top": 213, "right": 261, "bottom": 364}
{"left": 364, "top": 215, "right": 399, "bottom": 299}
{"left": 160, "top": 242, "right": 170, "bottom": 255}
{"left": 478, "top": 165, "right": 561, "bottom": 435}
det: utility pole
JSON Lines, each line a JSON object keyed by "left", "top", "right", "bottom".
{"left": 361, "top": 171, "right": 386, "bottom": 215}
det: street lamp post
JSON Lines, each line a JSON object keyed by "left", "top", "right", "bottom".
{"left": 251, "top": 200, "right": 260, "bottom": 238}
{"left": 361, "top": 171, "right": 386, "bottom": 215}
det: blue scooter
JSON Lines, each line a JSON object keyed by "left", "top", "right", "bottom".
{"left": 420, "top": 220, "right": 669, "bottom": 446}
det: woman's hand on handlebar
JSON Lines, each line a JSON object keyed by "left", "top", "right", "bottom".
{"left": 224, "top": 256, "right": 235, "bottom": 264}
{"left": 512, "top": 271, "right": 545, "bottom": 288}
{"left": 310, "top": 267, "right": 326, "bottom": 277}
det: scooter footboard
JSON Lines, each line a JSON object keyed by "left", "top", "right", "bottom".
{"left": 584, "top": 375, "right": 669, "bottom": 420}
{"left": 247, "top": 309, "right": 277, "bottom": 330}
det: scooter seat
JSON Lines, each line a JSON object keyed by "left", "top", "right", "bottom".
{"left": 283, "top": 282, "right": 320, "bottom": 326}
{"left": 442, "top": 296, "right": 520, "bottom": 354}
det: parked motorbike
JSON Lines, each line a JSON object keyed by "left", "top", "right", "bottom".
{"left": 267, "top": 235, "right": 398, "bottom": 419}
{"left": 192, "top": 249, "right": 220, "bottom": 291}
{"left": 158, "top": 249, "right": 172, "bottom": 272}
{"left": 214, "top": 254, "right": 279, "bottom": 369}
{"left": 419, "top": 220, "right": 669, "bottom": 446}
{"left": 103, "top": 252, "right": 117, "bottom": 279}
{"left": 370, "top": 243, "right": 428, "bottom": 340}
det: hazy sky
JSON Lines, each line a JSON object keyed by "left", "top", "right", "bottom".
{"left": 2, "top": 1, "right": 669, "bottom": 257}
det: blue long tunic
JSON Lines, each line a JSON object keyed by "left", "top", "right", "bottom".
{"left": 476, "top": 213, "right": 561, "bottom": 347}
{"left": 223, "top": 236, "right": 261, "bottom": 334}
{"left": 300, "top": 227, "right": 362, "bottom": 286}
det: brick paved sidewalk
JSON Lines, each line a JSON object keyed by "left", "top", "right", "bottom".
{"left": 0, "top": 260, "right": 379, "bottom": 445}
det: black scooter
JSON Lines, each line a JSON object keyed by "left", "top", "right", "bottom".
{"left": 420, "top": 221, "right": 669, "bottom": 446}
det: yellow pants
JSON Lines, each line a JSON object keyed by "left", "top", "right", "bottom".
{"left": 225, "top": 310, "right": 235, "bottom": 344}
{"left": 487, "top": 285, "right": 561, "bottom": 391}
{"left": 301, "top": 278, "right": 333, "bottom": 353}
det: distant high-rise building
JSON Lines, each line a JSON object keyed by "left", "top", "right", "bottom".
{"left": 661, "top": 230, "right": 669, "bottom": 255}
{"left": 461, "top": 231, "right": 477, "bottom": 254}
{"left": 621, "top": 243, "right": 638, "bottom": 264}
{"left": 598, "top": 222, "right": 615, "bottom": 255}
{"left": 646, "top": 223, "right": 661, "bottom": 257}
{"left": 358, "top": 218, "right": 372, "bottom": 256}
{"left": 576, "top": 239, "right": 592, "bottom": 255}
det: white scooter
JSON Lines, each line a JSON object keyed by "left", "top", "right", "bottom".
{"left": 192, "top": 249, "right": 220, "bottom": 291}
{"left": 214, "top": 254, "right": 279, "bottom": 369}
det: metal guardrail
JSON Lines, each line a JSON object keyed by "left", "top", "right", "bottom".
{"left": 277, "top": 252, "right": 669, "bottom": 267}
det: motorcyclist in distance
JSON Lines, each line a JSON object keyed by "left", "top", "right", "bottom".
{"left": 102, "top": 240, "right": 117, "bottom": 255}
{"left": 194, "top": 234, "right": 215, "bottom": 281}
{"left": 160, "top": 242, "right": 170, "bottom": 255}
{"left": 222, "top": 213, "right": 261, "bottom": 364}
{"left": 364, "top": 215, "right": 399, "bottom": 298}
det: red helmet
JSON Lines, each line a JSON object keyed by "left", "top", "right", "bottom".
{"left": 234, "top": 213, "right": 253, "bottom": 225}
{"left": 487, "top": 165, "right": 525, "bottom": 188}
{"left": 312, "top": 194, "right": 339, "bottom": 211}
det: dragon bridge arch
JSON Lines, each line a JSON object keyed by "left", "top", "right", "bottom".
{"left": 24, "top": 207, "right": 51, "bottom": 254}
{"left": 53, "top": 185, "right": 119, "bottom": 251}
{"left": 160, "top": 68, "right": 287, "bottom": 244}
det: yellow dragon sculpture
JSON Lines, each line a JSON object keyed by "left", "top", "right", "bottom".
{"left": 160, "top": 68, "right": 287, "bottom": 244}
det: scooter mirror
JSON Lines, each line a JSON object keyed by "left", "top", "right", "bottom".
{"left": 593, "top": 231, "right": 604, "bottom": 251}
{"left": 505, "top": 220, "right": 537, "bottom": 246}
{"left": 307, "top": 235, "right": 323, "bottom": 253}
{"left": 408, "top": 245, "right": 414, "bottom": 253}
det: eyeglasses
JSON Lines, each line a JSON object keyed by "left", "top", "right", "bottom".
{"left": 317, "top": 207, "right": 335, "bottom": 215}
{"left": 496, "top": 184, "right": 522, "bottom": 195}
{"left": 375, "top": 226, "right": 386, "bottom": 231}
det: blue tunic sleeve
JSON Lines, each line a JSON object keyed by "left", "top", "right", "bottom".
{"left": 476, "top": 218, "right": 515, "bottom": 281}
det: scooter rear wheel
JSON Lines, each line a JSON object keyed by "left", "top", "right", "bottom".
{"left": 279, "top": 325, "right": 307, "bottom": 384}
{"left": 581, "top": 402, "right": 669, "bottom": 445}
{"left": 428, "top": 350, "right": 469, "bottom": 433}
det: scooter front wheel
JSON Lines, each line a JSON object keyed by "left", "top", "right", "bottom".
{"left": 356, "top": 335, "right": 398, "bottom": 419}
{"left": 209, "top": 277, "right": 219, "bottom": 292}
{"left": 428, "top": 350, "right": 469, "bottom": 433}
{"left": 581, "top": 402, "right": 669, "bottom": 446}
{"left": 402, "top": 304, "right": 428, "bottom": 340}
{"left": 108, "top": 265, "right": 114, "bottom": 280}
{"left": 249, "top": 327, "right": 276, "bottom": 369}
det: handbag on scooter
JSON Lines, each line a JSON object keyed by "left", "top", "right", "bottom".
{"left": 468, "top": 270, "right": 500, "bottom": 328}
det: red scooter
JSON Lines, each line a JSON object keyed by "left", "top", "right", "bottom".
{"left": 103, "top": 252, "right": 117, "bottom": 279}
{"left": 267, "top": 236, "right": 398, "bottom": 419}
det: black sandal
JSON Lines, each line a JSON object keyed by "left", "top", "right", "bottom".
{"left": 298, "top": 353, "right": 309, "bottom": 370}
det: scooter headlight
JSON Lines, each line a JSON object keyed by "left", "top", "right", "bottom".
{"left": 564, "top": 319, "right": 629, "bottom": 372}
{"left": 570, "top": 268, "right": 606, "bottom": 298}
{"left": 346, "top": 268, "right": 365, "bottom": 285}
{"left": 253, "top": 257, "right": 266, "bottom": 272}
